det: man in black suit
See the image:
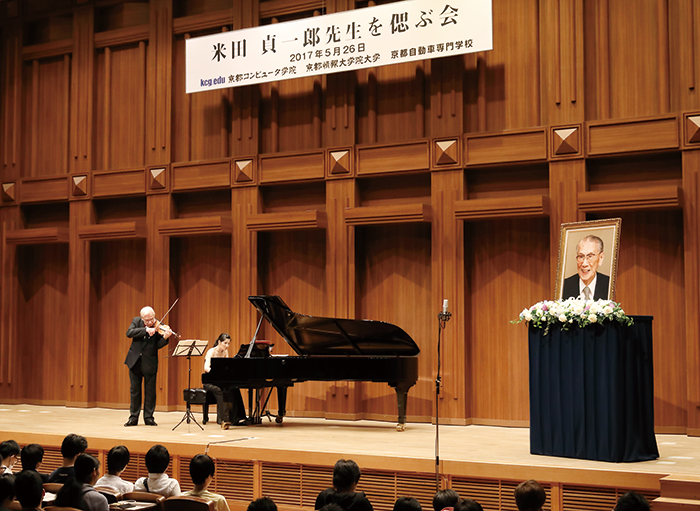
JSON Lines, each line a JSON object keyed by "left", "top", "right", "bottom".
{"left": 562, "top": 235, "right": 610, "bottom": 300}
{"left": 124, "top": 306, "right": 172, "bottom": 427}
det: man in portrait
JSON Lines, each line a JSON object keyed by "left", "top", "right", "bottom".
{"left": 562, "top": 235, "right": 610, "bottom": 300}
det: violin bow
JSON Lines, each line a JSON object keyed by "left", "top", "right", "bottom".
{"left": 158, "top": 298, "right": 179, "bottom": 326}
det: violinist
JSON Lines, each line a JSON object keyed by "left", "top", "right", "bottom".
{"left": 124, "top": 306, "right": 172, "bottom": 427}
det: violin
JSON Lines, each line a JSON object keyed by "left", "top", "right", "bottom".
{"left": 155, "top": 320, "right": 180, "bottom": 338}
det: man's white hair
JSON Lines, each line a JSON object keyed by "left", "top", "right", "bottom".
{"left": 140, "top": 306, "right": 155, "bottom": 318}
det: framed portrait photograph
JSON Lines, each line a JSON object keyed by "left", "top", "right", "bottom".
{"left": 555, "top": 218, "right": 622, "bottom": 301}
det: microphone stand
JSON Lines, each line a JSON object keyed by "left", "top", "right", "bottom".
{"left": 435, "top": 305, "right": 451, "bottom": 491}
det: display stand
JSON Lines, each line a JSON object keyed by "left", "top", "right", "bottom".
{"left": 528, "top": 316, "right": 658, "bottom": 462}
{"left": 172, "top": 339, "right": 209, "bottom": 431}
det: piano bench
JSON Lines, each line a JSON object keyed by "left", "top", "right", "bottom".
{"left": 183, "top": 388, "right": 207, "bottom": 405}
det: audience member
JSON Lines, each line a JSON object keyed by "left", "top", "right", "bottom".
{"left": 454, "top": 499, "right": 483, "bottom": 511}
{"left": 0, "top": 474, "right": 15, "bottom": 511}
{"left": 248, "top": 497, "right": 277, "bottom": 511}
{"left": 0, "top": 441, "right": 20, "bottom": 475}
{"left": 134, "top": 444, "right": 180, "bottom": 497}
{"left": 95, "top": 445, "right": 134, "bottom": 493}
{"left": 315, "top": 459, "right": 373, "bottom": 511}
{"left": 54, "top": 453, "right": 108, "bottom": 511}
{"left": 20, "top": 444, "right": 48, "bottom": 483}
{"left": 393, "top": 497, "right": 422, "bottom": 511}
{"left": 514, "top": 480, "right": 546, "bottom": 511}
{"left": 433, "top": 490, "right": 460, "bottom": 511}
{"left": 14, "top": 470, "right": 44, "bottom": 511}
{"left": 183, "top": 454, "right": 229, "bottom": 511}
{"left": 49, "top": 433, "right": 88, "bottom": 483}
{"left": 614, "top": 492, "right": 650, "bottom": 511}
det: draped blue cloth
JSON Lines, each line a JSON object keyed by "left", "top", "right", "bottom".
{"left": 528, "top": 316, "right": 659, "bottom": 462}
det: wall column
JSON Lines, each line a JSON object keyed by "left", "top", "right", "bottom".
{"left": 431, "top": 169, "right": 466, "bottom": 422}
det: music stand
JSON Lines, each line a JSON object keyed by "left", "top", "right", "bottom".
{"left": 172, "top": 339, "right": 209, "bottom": 431}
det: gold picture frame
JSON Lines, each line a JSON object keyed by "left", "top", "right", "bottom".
{"left": 554, "top": 218, "right": 622, "bottom": 301}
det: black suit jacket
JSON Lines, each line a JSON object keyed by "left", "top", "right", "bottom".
{"left": 124, "top": 316, "right": 170, "bottom": 375}
{"left": 562, "top": 272, "right": 610, "bottom": 300}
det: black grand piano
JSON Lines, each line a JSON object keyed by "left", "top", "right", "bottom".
{"left": 202, "top": 295, "right": 420, "bottom": 430}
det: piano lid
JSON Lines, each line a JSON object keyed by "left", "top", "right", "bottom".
{"left": 248, "top": 295, "right": 420, "bottom": 357}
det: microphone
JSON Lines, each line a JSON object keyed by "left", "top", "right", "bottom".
{"left": 438, "top": 299, "right": 451, "bottom": 322}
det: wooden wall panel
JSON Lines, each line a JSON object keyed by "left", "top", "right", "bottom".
{"left": 538, "top": 0, "right": 585, "bottom": 126}
{"left": 481, "top": 0, "right": 541, "bottom": 131}
{"left": 2, "top": 26, "right": 22, "bottom": 180}
{"left": 584, "top": 0, "right": 670, "bottom": 120}
{"left": 607, "top": 1, "right": 669, "bottom": 118}
{"left": 277, "top": 77, "right": 321, "bottom": 153}
{"left": 168, "top": 235, "right": 232, "bottom": 399}
{"left": 93, "top": 43, "right": 147, "bottom": 170}
{"left": 467, "top": 217, "right": 550, "bottom": 424}
{"left": 667, "top": 0, "right": 700, "bottom": 112}
{"left": 89, "top": 239, "right": 146, "bottom": 407}
{"left": 21, "top": 57, "right": 70, "bottom": 177}
{"left": 356, "top": 224, "right": 432, "bottom": 421}
{"left": 683, "top": 150, "right": 700, "bottom": 433}
{"left": 171, "top": 27, "right": 232, "bottom": 162}
{"left": 357, "top": 62, "right": 426, "bottom": 144}
{"left": 15, "top": 244, "right": 69, "bottom": 403}
{"left": 602, "top": 209, "right": 687, "bottom": 431}
{"left": 257, "top": 229, "right": 327, "bottom": 416}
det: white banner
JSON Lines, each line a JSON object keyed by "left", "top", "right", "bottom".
{"left": 186, "top": 0, "right": 492, "bottom": 93}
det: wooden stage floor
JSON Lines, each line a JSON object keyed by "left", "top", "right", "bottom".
{"left": 1, "top": 404, "right": 699, "bottom": 506}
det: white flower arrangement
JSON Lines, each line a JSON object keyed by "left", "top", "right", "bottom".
{"left": 513, "top": 298, "right": 633, "bottom": 334}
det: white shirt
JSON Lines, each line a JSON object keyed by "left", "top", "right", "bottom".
{"left": 134, "top": 473, "right": 181, "bottom": 498}
{"left": 95, "top": 474, "right": 134, "bottom": 494}
{"left": 578, "top": 274, "right": 598, "bottom": 300}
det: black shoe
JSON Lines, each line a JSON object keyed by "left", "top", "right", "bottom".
{"left": 124, "top": 419, "right": 138, "bottom": 427}
{"left": 145, "top": 419, "right": 157, "bottom": 426}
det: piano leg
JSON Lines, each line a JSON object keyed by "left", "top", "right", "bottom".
{"left": 276, "top": 386, "right": 287, "bottom": 423}
{"left": 394, "top": 383, "right": 412, "bottom": 432}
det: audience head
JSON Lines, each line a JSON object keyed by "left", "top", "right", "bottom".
{"left": 106, "top": 445, "right": 130, "bottom": 474}
{"left": 189, "top": 454, "right": 215, "bottom": 486}
{"left": 0, "top": 473, "right": 15, "bottom": 506}
{"left": 0, "top": 440, "right": 20, "bottom": 468}
{"left": 515, "top": 480, "right": 546, "bottom": 511}
{"left": 614, "top": 492, "right": 650, "bottom": 511}
{"left": 394, "top": 497, "right": 422, "bottom": 511}
{"left": 332, "top": 459, "right": 361, "bottom": 491}
{"left": 454, "top": 499, "right": 483, "bottom": 511}
{"left": 248, "top": 497, "right": 278, "bottom": 511}
{"left": 75, "top": 453, "right": 100, "bottom": 485}
{"left": 60, "top": 433, "right": 88, "bottom": 461}
{"left": 21, "top": 443, "right": 44, "bottom": 472}
{"left": 433, "top": 489, "right": 460, "bottom": 511}
{"left": 145, "top": 444, "right": 170, "bottom": 474}
{"left": 14, "top": 470, "right": 44, "bottom": 509}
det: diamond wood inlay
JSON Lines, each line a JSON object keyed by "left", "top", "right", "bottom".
{"left": 688, "top": 116, "right": 700, "bottom": 144}
{"left": 553, "top": 127, "right": 579, "bottom": 155}
{"left": 72, "top": 175, "right": 88, "bottom": 196}
{"left": 235, "top": 159, "right": 254, "bottom": 182}
{"left": 1, "top": 182, "right": 16, "bottom": 202}
{"left": 330, "top": 150, "right": 350, "bottom": 175}
{"left": 435, "top": 139, "right": 458, "bottom": 165}
{"left": 150, "top": 167, "right": 166, "bottom": 189}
